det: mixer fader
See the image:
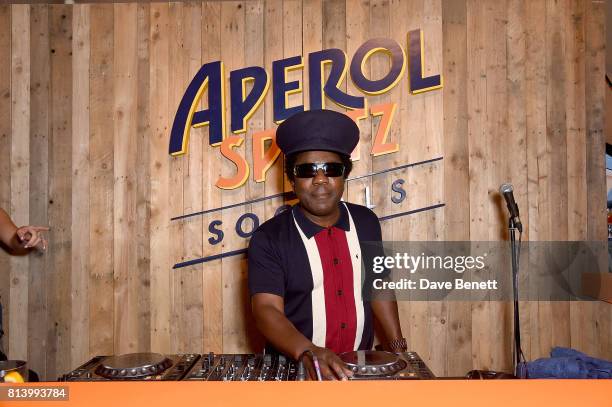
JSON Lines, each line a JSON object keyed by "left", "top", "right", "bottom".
{"left": 184, "top": 353, "right": 298, "bottom": 381}
{"left": 61, "top": 351, "right": 434, "bottom": 381}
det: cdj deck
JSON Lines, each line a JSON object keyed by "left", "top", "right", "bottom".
{"left": 61, "top": 351, "right": 435, "bottom": 381}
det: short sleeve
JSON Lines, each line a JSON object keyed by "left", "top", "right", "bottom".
{"left": 247, "top": 229, "right": 285, "bottom": 297}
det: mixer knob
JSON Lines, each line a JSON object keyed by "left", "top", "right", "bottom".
{"left": 370, "top": 367, "right": 378, "bottom": 373}
{"left": 247, "top": 357, "right": 256, "bottom": 367}
{"left": 263, "top": 354, "right": 272, "bottom": 367}
{"left": 360, "top": 367, "right": 368, "bottom": 374}
{"left": 380, "top": 366, "right": 387, "bottom": 373}
{"left": 278, "top": 355, "right": 286, "bottom": 366}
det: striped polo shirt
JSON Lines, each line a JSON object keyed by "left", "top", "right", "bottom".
{"left": 248, "top": 202, "right": 383, "bottom": 354}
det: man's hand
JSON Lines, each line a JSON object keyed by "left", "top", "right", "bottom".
{"left": 16, "top": 226, "right": 49, "bottom": 250}
{"left": 302, "top": 346, "right": 353, "bottom": 381}
{"left": 251, "top": 293, "right": 353, "bottom": 381}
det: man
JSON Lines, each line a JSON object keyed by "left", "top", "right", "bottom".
{"left": 248, "top": 109, "right": 406, "bottom": 380}
{"left": 0, "top": 208, "right": 49, "bottom": 362}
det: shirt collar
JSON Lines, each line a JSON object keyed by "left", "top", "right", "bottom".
{"left": 292, "top": 202, "right": 350, "bottom": 239}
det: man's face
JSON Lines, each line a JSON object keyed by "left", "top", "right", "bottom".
{"left": 291, "top": 150, "right": 345, "bottom": 218}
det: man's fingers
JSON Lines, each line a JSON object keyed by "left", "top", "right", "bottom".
{"left": 26, "top": 236, "right": 41, "bottom": 249}
{"left": 16, "top": 226, "right": 49, "bottom": 249}
{"left": 319, "top": 363, "right": 337, "bottom": 381}
{"left": 32, "top": 226, "right": 50, "bottom": 232}
{"left": 302, "top": 358, "right": 315, "bottom": 380}
{"left": 330, "top": 361, "right": 351, "bottom": 380}
{"left": 23, "top": 230, "right": 39, "bottom": 248}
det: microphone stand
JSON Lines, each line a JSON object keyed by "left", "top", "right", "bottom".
{"left": 509, "top": 218, "right": 525, "bottom": 376}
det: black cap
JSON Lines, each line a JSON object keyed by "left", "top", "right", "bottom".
{"left": 275, "top": 109, "right": 359, "bottom": 156}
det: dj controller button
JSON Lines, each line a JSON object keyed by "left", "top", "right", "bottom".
{"left": 63, "top": 351, "right": 434, "bottom": 381}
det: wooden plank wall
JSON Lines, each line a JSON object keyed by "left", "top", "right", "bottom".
{"left": 0, "top": 0, "right": 609, "bottom": 380}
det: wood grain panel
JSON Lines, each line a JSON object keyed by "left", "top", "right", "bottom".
{"left": 88, "top": 3, "right": 114, "bottom": 359}
{"left": 28, "top": 3, "right": 50, "bottom": 379}
{"left": 485, "top": 0, "right": 510, "bottom": 371}
{"left": 244, "top": 0, "right": 266, "bottom": 352}
{"left": 136, "top": 1, "right": 152, "bottom": 355}
{"left": 524, "top": 0, "right": 547, "bottom": 362}
{"left": 506, "top": 0, "right": 530, "bottom": 364}
{"left": 442, "top": 0, "right": 471, "bottom": 377}
{"left": 201, "top": 0, "right": 223, "bottom": 353}
{"left": 113, "top": 2, "right": 139, "bottom": 355}
{"left": 179, "top": 1, "right": 204, "bottom": 353}
{"left": 167, "top": 2, "right": 186, "bottom": 355}
{"left": 422, "top": 0, "right": 447, "bottom": 376}
{"left": 0, "top": 4, "right": 11, "bottom": 359}
{"left": 9, "top": 3, "right": 31, "bottom": 363}
{"left": 345, "top": 0, "right": 369, "bottom": 211}
{"left": 466, "top": 0, "right": 490, "bottom": 371}
{"left": 48, "top": 4, "right": 72, "bottom": 378}
{"left": 220, "top": 0, "right": 247, "bottom": 354}
{"left": 584, "top": 0, "right": 609, "bottom": 360}
{"left": 149, "top": 2, "right": 171, "bottom": 354}
{"left": 565, "top": 0, "right": 587, "bottom": 358}
{"left": 263, "top": 0, "right": 284, "bottom": 218}
{"left": 70, "top": 3, "right": 90, "bottom": 369}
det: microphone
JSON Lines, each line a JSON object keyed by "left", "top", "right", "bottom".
{"left": 499, "top": 183, "right": 523, "bottom": 233}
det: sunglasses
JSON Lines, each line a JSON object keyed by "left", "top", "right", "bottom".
{"left": 293, "top": 162, "right": 346, "bottom": 178}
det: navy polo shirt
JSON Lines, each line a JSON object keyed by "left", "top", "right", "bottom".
{"left": 248, "top": 202, "right": 384, "bottom": 354}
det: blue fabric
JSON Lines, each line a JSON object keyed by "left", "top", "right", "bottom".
{"left": 522, "top": 347, "right": 612, "bottom": 379}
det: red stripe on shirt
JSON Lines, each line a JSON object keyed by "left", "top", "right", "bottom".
{"left": 313, "top": 226, "right": 357, "bottom": 354}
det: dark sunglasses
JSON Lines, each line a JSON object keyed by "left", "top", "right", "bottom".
{"left": 293, "top": 162, "right": 346, "bottom": 178}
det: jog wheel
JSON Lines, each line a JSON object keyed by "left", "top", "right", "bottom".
{"left": 95, "top": 353, "right": 173, "bottom": 379}
{"left": 339, "top": 350, "right": 407, "bottom": 377}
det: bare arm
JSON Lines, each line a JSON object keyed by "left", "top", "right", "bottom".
{"left": 371, "top": 299, "right": 404, "bottom": 348}
{"left": 251, "top": 293, "right": 352, "bottom": 380}
{"left": 0, "top": 208, "right": 24, "bottom": 254}
{"left": 0, "top": 208, "right": 48, "bottom": 254}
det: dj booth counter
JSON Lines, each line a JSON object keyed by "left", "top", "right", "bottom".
{"left": 1, "top": 380, "right": 611, "bottom": 407}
